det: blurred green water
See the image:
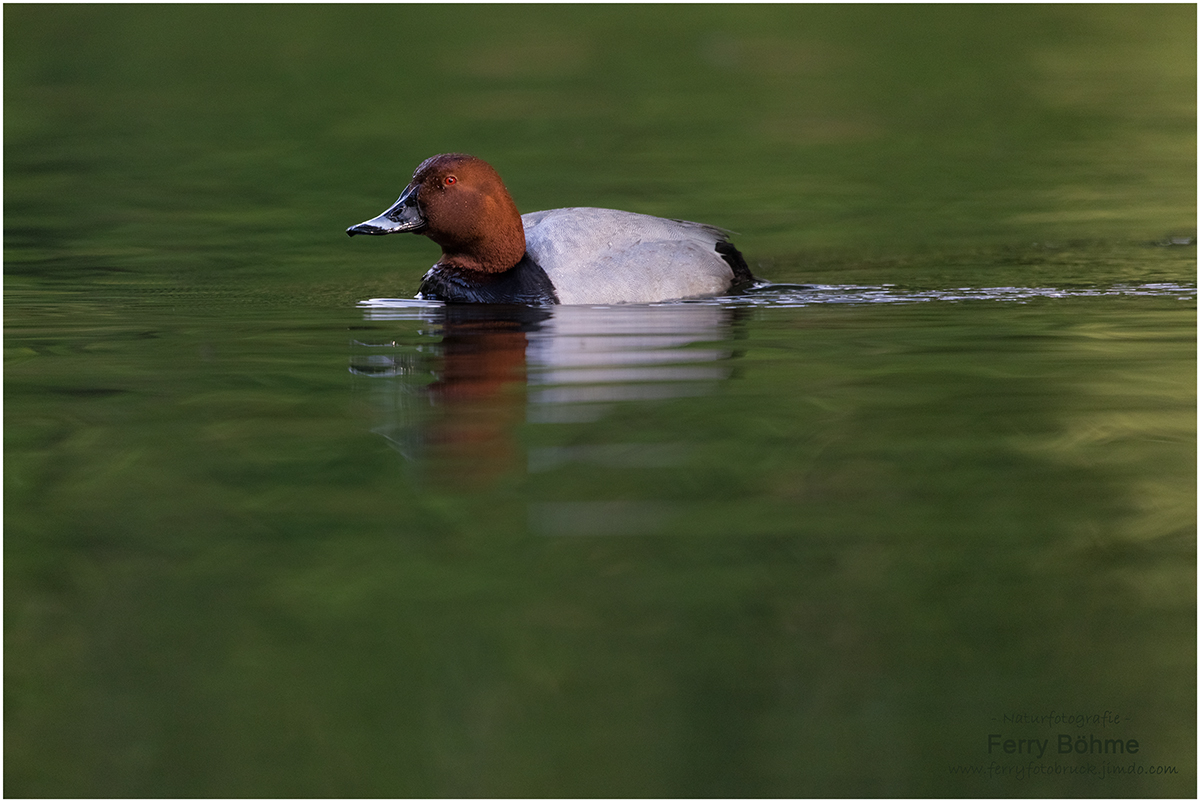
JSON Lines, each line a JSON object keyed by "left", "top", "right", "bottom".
{"left": 5, "top": 4, "right": 1196, "bottom": 797}
{"left": 5, "top": 5, "right": 1195, "bottom": 279}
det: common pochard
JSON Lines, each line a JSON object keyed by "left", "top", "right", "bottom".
{"left": 347, "top": 153, "right": 755, "bottom": 305}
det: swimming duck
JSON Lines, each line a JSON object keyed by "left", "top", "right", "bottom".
{"left": 347, "top": 153, "right": 755, "bottom": 305}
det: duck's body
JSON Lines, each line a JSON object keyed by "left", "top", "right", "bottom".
{"left": 347, "top": 154, "right": 755, "bottom": 306}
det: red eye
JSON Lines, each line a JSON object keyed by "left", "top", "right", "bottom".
{"left": 444, "top": 175, "right": 457, "bottom": 186}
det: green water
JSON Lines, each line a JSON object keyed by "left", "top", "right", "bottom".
{"left": 5, "top": 5, "right": 1196, "bottom": 797}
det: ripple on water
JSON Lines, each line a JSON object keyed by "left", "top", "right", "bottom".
{"left": 358, "top": 280, "right": 1197, "bottom": 313}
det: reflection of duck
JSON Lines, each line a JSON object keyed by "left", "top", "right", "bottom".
{"left": 525, "top": 305, "right": 737, "bottom": 422}
{"left": 353, "top": 303, "right": 741, "bottom": 497}
{"left": 347, "top": 153, "right": 757, "bottom": 305}
{"left": 352, "top": 304, "right": 548, "bottom": 486}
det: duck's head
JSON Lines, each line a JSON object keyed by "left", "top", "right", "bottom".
{"left": 347, "top": 153, "right": 526, "bottom": 274}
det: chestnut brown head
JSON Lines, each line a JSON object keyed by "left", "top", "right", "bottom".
{"left": 348, "top": 153, "right": 526, "bottom": 274}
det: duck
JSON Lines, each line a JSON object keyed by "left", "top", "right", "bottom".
{"left": 346, "top": 153, "right": 755, "bottom": 305}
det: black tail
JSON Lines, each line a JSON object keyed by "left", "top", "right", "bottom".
{"left": 715, "top": 240, "right": 757, "bottom": 289}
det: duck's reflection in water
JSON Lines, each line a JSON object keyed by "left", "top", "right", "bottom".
{"left": 352, "top": 300, "right": 741, "bottom": 534}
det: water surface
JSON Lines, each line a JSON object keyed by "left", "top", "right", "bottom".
{"left": 5, "top": 5, "right": 1195, "bottom": 797}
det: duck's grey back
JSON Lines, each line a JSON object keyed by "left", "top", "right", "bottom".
{"left": 521, "top": 207, "right": 735, "bottom": 305}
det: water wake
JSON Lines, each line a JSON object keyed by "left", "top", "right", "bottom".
{"left": 731, "top": 281, "right": 1198, "bottom": 307}
{"left": 359, "top": 281, "right": 1196, "bottom": 314}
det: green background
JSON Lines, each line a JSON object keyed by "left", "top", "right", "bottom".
{"left": 5, "top": 4, "right": 1195, "bottom": 797}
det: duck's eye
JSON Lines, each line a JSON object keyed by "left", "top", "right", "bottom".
{"left": 444, "top": 175, "right": 457, "bottom": 186}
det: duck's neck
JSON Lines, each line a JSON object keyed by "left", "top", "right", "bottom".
{"left": 433, "top": 203, "right": 526, "bottom": 275}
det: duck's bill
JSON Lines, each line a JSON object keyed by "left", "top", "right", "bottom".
{"left": 346, "top": 184, "right": 427, "bottom": 236}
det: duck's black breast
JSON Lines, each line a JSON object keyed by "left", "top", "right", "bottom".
{"left": 417, "top": 253, "right": 559, "bottom": 305}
